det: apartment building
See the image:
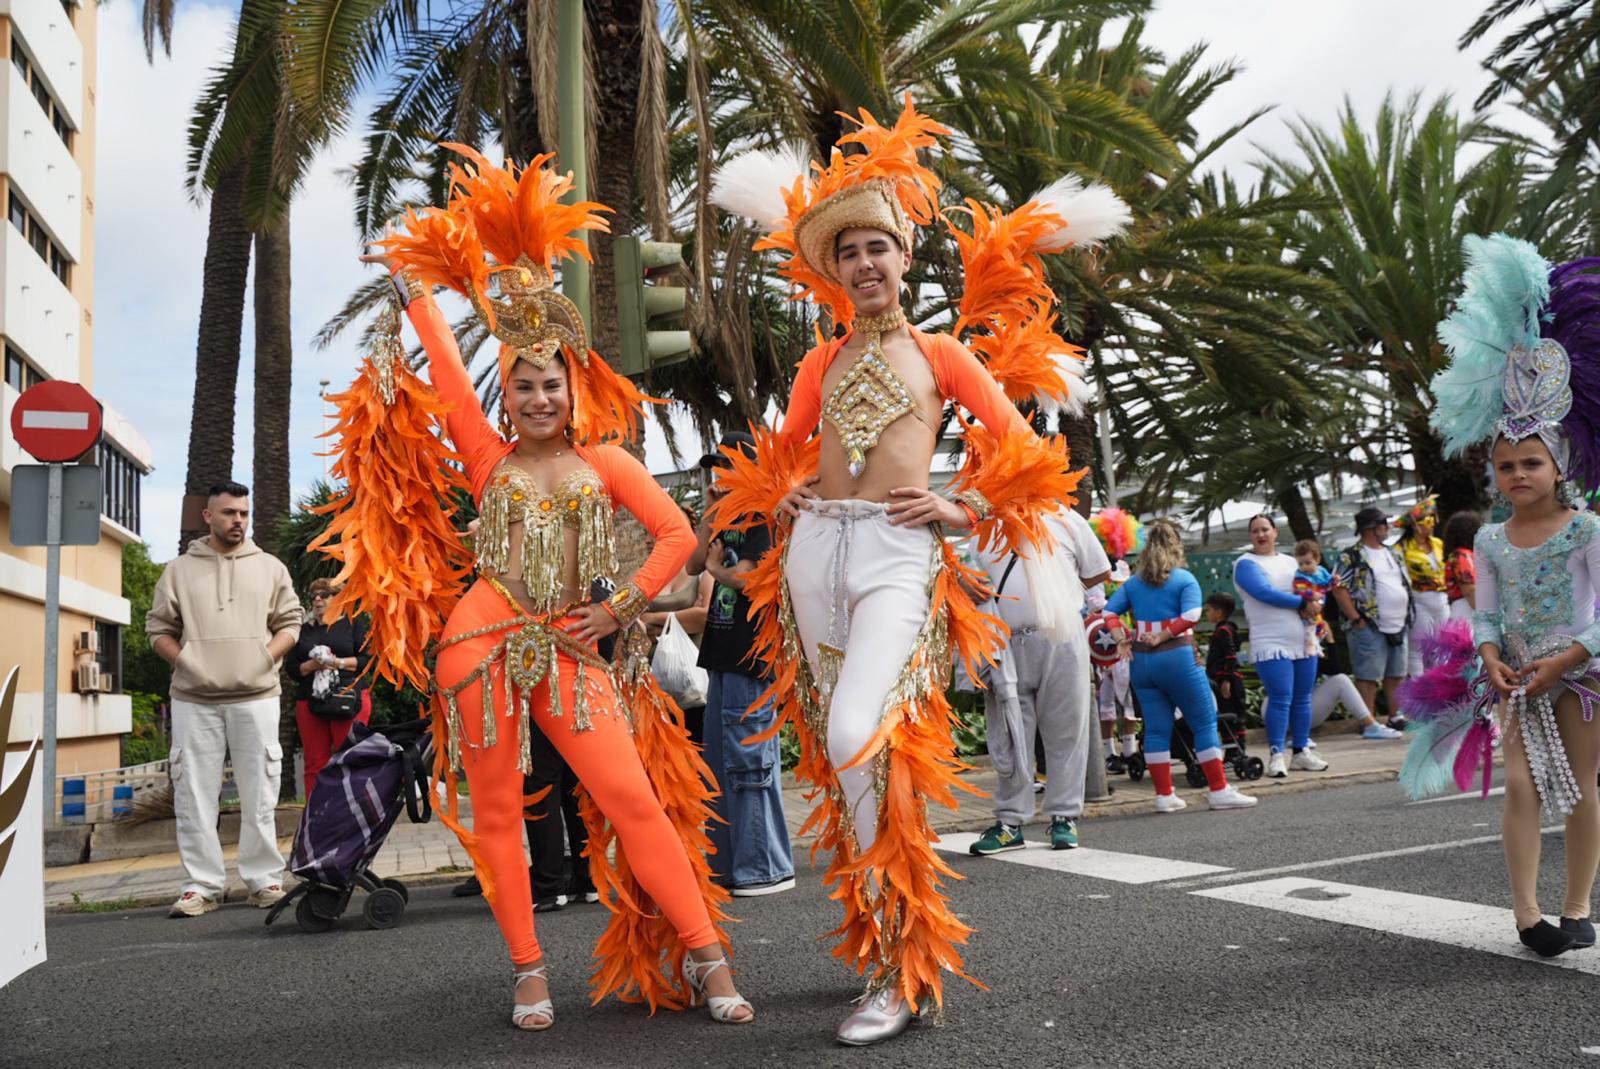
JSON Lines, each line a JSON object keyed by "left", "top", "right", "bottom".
{"left": 0, "top": 0, "right": 150, "bottom": 776}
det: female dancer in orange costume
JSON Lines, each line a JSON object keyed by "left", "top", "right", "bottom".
{"left": 350, "top": 146, "right": 750, "bottom": 1031}
{"left": 709, "top": 99, "right": 1128, "bottom": 1045}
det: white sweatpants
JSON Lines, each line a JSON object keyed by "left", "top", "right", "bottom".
{"left": 1308, "top": 672, "right": 1372, "bottom": 728}
{"left": 1408, "top": 591, "right": 1450, "bottom": 676}
{"left": 171, "top": 697, "right": 286, "bottom": 896}
{"left": 787, "top": 501, "right": 936, "bottom": 852}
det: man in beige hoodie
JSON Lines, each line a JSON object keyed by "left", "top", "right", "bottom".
{"left": 147, "top": 481, "right": 303, "bottom": 917}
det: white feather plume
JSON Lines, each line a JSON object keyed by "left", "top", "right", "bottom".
{"left": 1037, "top": 359, "right": 1097, "bottom": 418}
{"left": 1029, "top": 174, "right": 1132, "bottom": 251}
{"left": 709, "top": 144, "right": 812, "bottom": 231}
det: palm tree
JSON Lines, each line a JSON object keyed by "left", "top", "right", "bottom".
{"left": 1256, "top": 93, "right": 1535, "bottom": 520}
{"left": 939, "top": 18, "right": 1354, "bottom": 531}
{"left": 1462, "top": 0, "right": 1600, "bottom": 174}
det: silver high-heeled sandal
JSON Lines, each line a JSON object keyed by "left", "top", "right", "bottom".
{"left": 511, "top": 965, "right": 554, "bottom": 1031}
{"left": 683, "top": 955, "right": 754, "bottom": 1024}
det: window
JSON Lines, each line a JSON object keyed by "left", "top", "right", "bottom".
{"left": 4, "top": 346, "right": 43, "bottom": 392}
{"left": 9, "top": 36, "right": 72, "bottom": 149}
{"left": 98, "top": 441, "right": 142, "bottom": 534}
{"left": 95, "top": 621, "right": 122, "bottom": 693}
{"left": 7, "top": 191, "right": 72, "bottom": 288}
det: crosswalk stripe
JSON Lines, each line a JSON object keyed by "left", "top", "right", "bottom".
{"left": 1191, "top": 877, "right": 1600, "bottom": 975}
{"left": 934, "top": 835, "right": 1232, "bottom": 884}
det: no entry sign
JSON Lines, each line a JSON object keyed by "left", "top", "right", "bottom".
{"left": 10, "top": 381, "right": 102, "bottom": 462}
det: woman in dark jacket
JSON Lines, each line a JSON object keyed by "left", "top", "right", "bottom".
{"left": 292, "top": 578, "right": 372, "bottom": 797}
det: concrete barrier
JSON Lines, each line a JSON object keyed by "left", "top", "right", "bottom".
{"left": 84, "top": 806, "right": 303, "bottom": 863}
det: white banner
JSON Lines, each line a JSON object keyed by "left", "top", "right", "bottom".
{"left": 0, "top": 666, "right": 46, "bottom": 990}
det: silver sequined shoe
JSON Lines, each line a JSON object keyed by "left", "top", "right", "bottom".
{"left": 835, "top": 987, "right": 914, "bottom": 1046}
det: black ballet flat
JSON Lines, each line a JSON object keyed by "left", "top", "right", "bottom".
{"left": 1520, "top": 919, "right": 1579, "bottom": 958}
{"left": 1560, "top": 916, "right": 1596, "bottom": 948}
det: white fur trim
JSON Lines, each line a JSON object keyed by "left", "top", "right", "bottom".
{"left": 709, "top": 144, "right": 811, "bottom": 231}
{"left": 1029, "top": 174, "right": 1132, "bottom": 251}
{"left": 1020, "top": 538, "right": 1077, "bottom": 646}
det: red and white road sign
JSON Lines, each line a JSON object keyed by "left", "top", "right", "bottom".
{"left": 10, "top": 381, "right": 102, "bottom": 462}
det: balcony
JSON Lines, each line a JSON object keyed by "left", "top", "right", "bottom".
{"left": 0, "top": 226, "right": 80, "bottom": 384}
{"left": 0, "top": 62, "right": 82, "bottom": 259}
{"left": 0, "top": 0, "right": 83, "bottom": 126}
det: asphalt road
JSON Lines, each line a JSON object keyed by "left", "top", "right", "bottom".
{"left": 5, "top": 778, "right": 1600, "bottom": 1069}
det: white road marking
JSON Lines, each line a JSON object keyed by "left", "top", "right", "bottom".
{"left": 1410, "top": 786, "right": 1505, "bottom": 804}
{"left": 936, "top": 835, "right": 1231, "bottom": 883}
{"left": 1162, "top": 826, "right": 1561, "bottom": 890}
{"left": 1193, "top": 877, "right": 1600, "bottom": 976}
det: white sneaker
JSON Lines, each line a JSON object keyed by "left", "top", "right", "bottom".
{"left": 247, "top": 884, "right": 287, "bottom": 908}
{"left": 1267, "top": 751, "right": 1288, "bottom": 778}
{"left": 1207, "top": 786, "right": 1258, "bottom": 809}
{"left": 169, "top": 891, "right": 219, "bottom": 918}
{"left": 1362, "top": 722, "right": 1404, "bottom": 740}
{"left": 1290, "top": 750, "right": 1329, "bottom": 772}
{"left": 1154, "top": 792, "right": 1187, "bottom": 814}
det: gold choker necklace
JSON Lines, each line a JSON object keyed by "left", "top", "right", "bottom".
{"left": 854, "top": 307, "right": 907, "bottom": 335}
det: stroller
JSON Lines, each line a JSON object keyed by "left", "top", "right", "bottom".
{"left": 266, "top": 717, "right": 435, "bottom": 933}
{"left": 1169, "top": 697, "right": 1264, "bottom": 786}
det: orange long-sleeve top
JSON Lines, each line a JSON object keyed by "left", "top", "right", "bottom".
{"left": 400, "top": 287, "right": 692, "bottom": 603}
{"left": 779, "top": 325, "right": 1032, "bottom": 443}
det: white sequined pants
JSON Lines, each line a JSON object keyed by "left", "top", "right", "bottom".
{"left": 788, "top": 501, "right": 937, "bottom": 851}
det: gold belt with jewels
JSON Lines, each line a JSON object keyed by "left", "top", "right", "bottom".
{"left": 436, "top": 577, "right": 613, "bottom": 773}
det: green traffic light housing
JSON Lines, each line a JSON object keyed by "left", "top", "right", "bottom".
{"left": 614, "top": 235, "right": 692, "bottom": 375}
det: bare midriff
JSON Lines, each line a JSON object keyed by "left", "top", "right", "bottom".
{"left": 813, "top": 330, "right": 942, "bottom": 501}
{"left": 496, "top": 523, "right": 584, "bottom": 616}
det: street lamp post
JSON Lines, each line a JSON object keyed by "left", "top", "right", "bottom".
{"left": 319, "top": 379, "right": 332, "bottom": 479}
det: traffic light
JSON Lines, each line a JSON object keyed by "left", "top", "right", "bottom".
{"left": 613, "top": 235, "right": 692, "bottom": 375}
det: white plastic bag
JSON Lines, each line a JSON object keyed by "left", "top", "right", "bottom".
{"left": 651, "top": 613, "right": 709, "bottom": 709}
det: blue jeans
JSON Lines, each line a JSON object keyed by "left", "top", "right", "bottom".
{"left": 1257, "top": 654, "right": 1317, "bottom": 752}
{"left": 1347, "top": 623, "right": 1409, "bottom": 682}
{"left": 1130, "top": 646, "right": 1222, "bottom": 759}
{"left": 702, "top": 670, "right": 794, "bottom": 889}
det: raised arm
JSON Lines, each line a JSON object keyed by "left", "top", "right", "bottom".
{"left": 388, "top": 268, "right": 506, "bottom": 486}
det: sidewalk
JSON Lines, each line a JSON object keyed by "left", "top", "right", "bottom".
{"left": 44, "top": 724, "right": 1413, "bottom": 910}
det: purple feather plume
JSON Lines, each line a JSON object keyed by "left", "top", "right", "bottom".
{"left": 1546, "top": 257, "right": 1600, "bottom": 487}
{"left": 1417, "top": 617, "right": 1476, "bottom": 670}
{"left": 1452, "top": 718, "right": 1497, "bottom": 797}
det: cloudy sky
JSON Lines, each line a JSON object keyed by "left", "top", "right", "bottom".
{"left": 93, "top": 0, "right": 1524, "bottom": 560}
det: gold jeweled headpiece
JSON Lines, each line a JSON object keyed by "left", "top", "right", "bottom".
{"left": 474, "top": 256, "right": 591, "bottom": 371}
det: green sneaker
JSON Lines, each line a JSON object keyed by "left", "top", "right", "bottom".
{"left": 1049, "top": 817, "right": 1079, "bottom": 850}
{"left": 969, "top": 822, "right": 1026, "bottom": 855}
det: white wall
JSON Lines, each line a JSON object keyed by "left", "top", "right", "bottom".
{"left": 0, "top": 225, "right": 80, "bottom": 382}
{"left": 0, "top": 0, "right": 84, "bottom": 126}
{"left": 0, "top": 62, "right": 82, "bottom": 259}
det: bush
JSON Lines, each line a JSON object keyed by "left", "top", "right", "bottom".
{"left": 121, "top": 691, "right": 169, "bottom": 765}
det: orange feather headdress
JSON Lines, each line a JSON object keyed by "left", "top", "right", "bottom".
{"left": 710, "top": 99, "right": 1128, "bottom": 412}
{"left": 380, "top": 144, "right": 653, "bottom": 444}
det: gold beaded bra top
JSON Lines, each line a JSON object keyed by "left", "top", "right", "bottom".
{"left": 475, "top": 461, "right": 618, "bottom": 615}
{"left": 822, "top": 308, "right": 933, "bottom": 478}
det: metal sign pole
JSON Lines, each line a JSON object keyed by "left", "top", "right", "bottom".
{"left": 41, "top": 462, "right": 62, "bottom": 829}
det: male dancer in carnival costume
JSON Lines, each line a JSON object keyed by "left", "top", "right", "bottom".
{"left": 324, "top": 148, "right": 750, "bottom": 1031}
{"left": 708, "top": 99, "right": 1130, "bottom": 1045}
{"left": 1404, "top": 235, "right": 1600, "bottom": 957}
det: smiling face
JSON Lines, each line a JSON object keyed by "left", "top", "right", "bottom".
{"left": 504, "top": 355, "right": 572, "bottom": 441}
{"left": 835, "top": 226, "right": 910, "bottom": 315}
{"left": 1492, "top": 435, "right": 1560, "bottom": 509}
{"left": 1248, "top": 515, "right": 1277, "bottom": 554}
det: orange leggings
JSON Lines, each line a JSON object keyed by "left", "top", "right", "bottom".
{"left": 437, "top": 582, "right": 718, "bottom": 963}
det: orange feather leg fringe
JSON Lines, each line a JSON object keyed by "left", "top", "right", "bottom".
{"left": 310, "top": 353, "right": 474, "bottom": 693}
{"left": 741, "top": 534, "right": 1008, "bottom": 1012}
{"left": 579, "top": 630, "right": 732, "bottom": 1011}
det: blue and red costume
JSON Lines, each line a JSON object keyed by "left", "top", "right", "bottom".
{"left": 1104, "top": 568, "right": 1235, "bottom": 798}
